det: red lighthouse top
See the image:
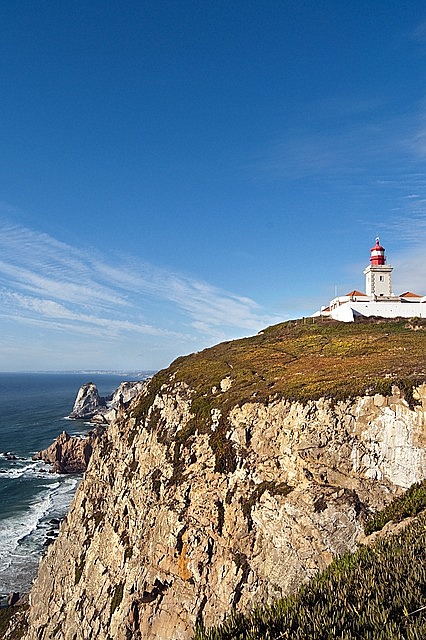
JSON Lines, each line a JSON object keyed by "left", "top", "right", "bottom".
{"left": 370, "top": 237, "right": 385, "bottom": 265}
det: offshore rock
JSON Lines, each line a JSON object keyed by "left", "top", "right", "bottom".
{"left": 93, "top": 380, "right": 148, "bottom": 424}
{"left": 35, "top": 381, "right": 147, "bottom": 473}
{"left": 33, "top": 428, "right": 105, "bottom": 473}
{"left": 23, "top": 381, "right": 426, "bottom": 640}
{"left": 70, "top": 380, "right": 148, "bottom": 424}
{"left": 69, "top": 382, "right": 106, "bottom": 420}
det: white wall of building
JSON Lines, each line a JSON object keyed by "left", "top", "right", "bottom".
{"left": 331, "top": 301, "right": 426, "bottom": 322}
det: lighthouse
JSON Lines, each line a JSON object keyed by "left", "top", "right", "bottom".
{"left": 315, "top": 238, "right": 425, "bottom": 321}
{"left": 363, "top": 238, "right": 394, "bottom": 298}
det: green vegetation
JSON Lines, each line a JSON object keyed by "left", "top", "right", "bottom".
{"left": 194, "top": 511, "right": 426, "bottom": 640}
{"left": 134, "top": 318, "right": 426, "bottom": 421}
{"left": 364, "top": 480, "right": 426, "bottom": 535}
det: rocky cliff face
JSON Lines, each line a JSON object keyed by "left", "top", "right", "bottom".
{"left": 24, "top": 378, "right": 426, "bottom": 640}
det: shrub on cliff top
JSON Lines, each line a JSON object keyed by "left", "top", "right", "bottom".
{"left": 133, "top": 318, "right": 426, "bottom": 420}
{"left": 364, "top": 479, "right": 426, "bottom": 535}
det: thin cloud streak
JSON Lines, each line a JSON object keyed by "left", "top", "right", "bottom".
{"left": 250, "top": 97, "right": 426, "bottom": 186}
{"left": 0, "top": 221, "right": 277, "bottom": 347}
{"left": 93, "top": 258, "right": 268, "bottom": 331}
{"left": 0, "top": 290, "right": 175, "bottom": 337}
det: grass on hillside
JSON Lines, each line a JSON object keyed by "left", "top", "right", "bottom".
{"left": 364, "top": 480, "right": 426, "bottom": 535}
{"left": 134, "top": 317, "right": 426, "bottom": 424}
{"left": 194, "top": 508, "right": 426, "bottom": 640}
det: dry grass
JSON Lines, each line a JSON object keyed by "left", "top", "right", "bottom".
{"left": 144, "top": 317, "right": 426, "bottom": 411}
{"left": 131, "top": 317, "right": 426, "bottom": 480}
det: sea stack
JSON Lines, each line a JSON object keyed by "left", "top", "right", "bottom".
{"left": 68, "top": 382, "right": 106, "bottom": 420}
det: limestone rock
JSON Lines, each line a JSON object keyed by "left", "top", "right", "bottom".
{"left": 69, "top": 382, "right": 106, "bottom": 420}
{"left": 23, "top": 382, "right": 426, "bottom": 640}
{"left": 33, "top": 428, "right": 105, "bottom": 473}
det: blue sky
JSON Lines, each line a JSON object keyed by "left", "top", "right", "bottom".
{"left": 1, "top": 1, "right": 426, "bottom": 371}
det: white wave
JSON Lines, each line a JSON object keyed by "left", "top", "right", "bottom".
{"left": 0, "top": 491, "right": 52, "bottom": 568}
{"left": 0, "top": 474, "right": 80, "bottom": 597}
{"left": 0, "top": 460, "right": 53, "bottom": 480}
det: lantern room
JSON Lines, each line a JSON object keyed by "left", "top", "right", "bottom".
{"left": 370, "top": 238, "right": 386, "bottom": 266}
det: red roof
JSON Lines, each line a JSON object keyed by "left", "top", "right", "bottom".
{"left": 400, "top": 291, "right": 422, "bottom": 298}
{"left": 345, "top": 290, "right": 366, "bottom": 297}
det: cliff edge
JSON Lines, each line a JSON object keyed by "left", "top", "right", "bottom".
{"left": 23, "top": 318, "right": 426, "bottom": 640}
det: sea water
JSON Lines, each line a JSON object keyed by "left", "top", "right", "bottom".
{"left": 0, "top": 371, "right": 151, "bottom": 604}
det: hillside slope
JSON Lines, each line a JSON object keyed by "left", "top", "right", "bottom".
{"left": 22, "top": 318, "right": 426, "bottom": 640}
{"left": 195, "top": 504, "right": 426, "bottom": 640}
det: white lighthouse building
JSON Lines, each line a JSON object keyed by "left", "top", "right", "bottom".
{"left": 363, "top": 238, "right": 394, "bottom": 297}
{"left": 318, "top": 239, "right": 426, "bottom": 322}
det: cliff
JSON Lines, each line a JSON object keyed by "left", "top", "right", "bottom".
{"left": 22, "top": 319, "right": 426, "bottom": 640}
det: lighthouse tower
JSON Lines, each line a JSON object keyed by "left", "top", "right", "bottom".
{"left": 363, "top": 238, "right": 394, "bottom": 298}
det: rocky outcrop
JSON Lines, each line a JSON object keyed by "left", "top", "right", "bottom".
{"left": 23, "top": 379, "right": 426, "bottom": 640}
{"left": 90, "top": 381, "right": 148, "bottom": 425}
{"left": 69, "top": 382, "right": 106, "bottom": 420}
{"left": 35, "top": 381, "right": 149, "bottom": 474}
{"left": 33, "top": 428, "right": 105, "bottom": 473}
{"left": 69, "top": 380, "right": 148, "bottom": 424}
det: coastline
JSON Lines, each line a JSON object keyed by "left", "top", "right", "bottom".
{"left": 0, "top": 372, "right": 154, "bottom": 606}
{"left": 0, "top": 372, "right": 152, "bottom": 605}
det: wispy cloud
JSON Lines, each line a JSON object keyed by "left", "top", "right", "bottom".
{"left": 251, "top": 118, "right": 411, "bottom": 183}
{"left": 412, "top": 18, "right": 426, "bottom": 43}
{"left": 0, "top": 290, "right": 170, "bottom": 337}
{"left": 0, "top": 221, "right": 278, "bottom": 352}
{"left": 249, "top": 93, "right": 426, "bottom": 188}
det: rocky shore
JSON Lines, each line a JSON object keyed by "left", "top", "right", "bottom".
{"left": 33, "top": 379, "right": 149, "bottom": 474}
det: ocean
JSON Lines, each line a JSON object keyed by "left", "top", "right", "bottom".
{"left": 0, "top": 371, "right": 151, "bottom": 605}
